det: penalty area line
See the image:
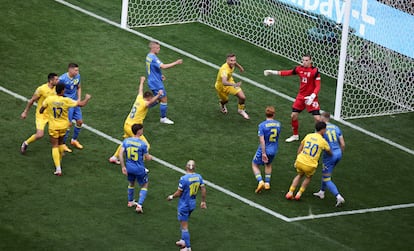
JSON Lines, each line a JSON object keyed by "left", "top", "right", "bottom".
{"left": 289, "top": 203, "right": 414, "bottom": 222}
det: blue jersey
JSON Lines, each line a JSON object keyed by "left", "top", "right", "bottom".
{"left": 145, "top": 53, "right": 163, "bottom": 90}
{"left": 257, "top": 119, "right": 281, "bottom": 155}
{"left": 322, "top": 122, "right": 343, "bottom": 166}
{"left": 59, "top": 72, "right": 81, "bottom": 100}
{"left": 252, "top": 119, "right": 281, "bottom": 165}
{"left": 177, "top": 173, "right": 204, "bottom": 212}
{"left": 122, "top": 137, "right": 148, "bottom": 175}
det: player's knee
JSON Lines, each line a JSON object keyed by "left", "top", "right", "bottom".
{"left": 76, "top": 120, "right": 83, "bottom": 127}
{"left": 35, "top": 130, "right": 44, "bottom": 138}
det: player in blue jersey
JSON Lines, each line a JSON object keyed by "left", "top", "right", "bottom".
{"left": 119, "top": 124, "right": 153, "bottom": 213}
{"left": 58, "top": 63, "right": 84, "bottom": 152}
{"left": 252, "top": 106, "right": 282, "bottom": 193}
{"left": 167, "top": 160, "right": 207, "bottom": 251}
{"left": 313, "top": 112, "right": 346, "bottom": 207}
{"left": 146, "top": 41, "right": 183, "bottom": 125}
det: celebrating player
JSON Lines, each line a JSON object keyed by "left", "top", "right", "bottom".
{"left": 313, "top": 112, "right": 346, "bottom": 207}
{"left": 285, "top": 121, "right": 331, "bottom": 200}
{"left": 119, "top": 124, "right": 152, "bottom": 213}
{"left": 264, "top": 54, "right": 321, "bottom": 142}
{"left": 215, "top": 53, "right": 249, "bottom": 119}
{"left": 108, "top": 76, "right": 162, "bottom": 165}
{"left": 252, "top": 106, "right": 281, "bottom": 193}
{"left": 58, "top": 63, "right": 85, "bottom": 152}
{"left": 39, "top": 83, "right": 91, "bottom": 176}
{"left": 20, "top": 73, "right": 59, "bottom": 154}
{"left": 167, "top": 160, "right": 207, "bottom": 251}
{"left": 146, "top": 41, "right": 183, "bottom": 125}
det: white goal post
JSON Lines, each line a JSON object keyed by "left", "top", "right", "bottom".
{"left": 121, "top": 0, "right": 414, "bottom": 120}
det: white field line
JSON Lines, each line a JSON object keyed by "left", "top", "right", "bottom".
{"left": 289, "top": 203, "right": 414, "bottom": 222}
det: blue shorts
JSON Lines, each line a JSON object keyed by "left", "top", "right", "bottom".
{"left": 252, "top": 149, "right": 275, "bottom": 165}
{"left": 127, "top": 172, "right": 148, "bottom": 186}
{"left": 177, "top": 208, "right": 193, "bottom": 222}
{"left": 68, "top": 106, "right": 82, "bottom": 122}
{"left": 322, "top": 150, "right": 342, "bottom": 174}
{"left": 151, "top": 87, "right": 167, "bottom": 99}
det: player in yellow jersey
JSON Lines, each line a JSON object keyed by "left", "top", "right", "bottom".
{"left": 109, "top": 76, "right": 162, "bottom": 165}
{"left": 20, "top": 73, "right": 59, "bottom": 154}
{"left": 285, "top": 121, "right": 332, "bottom": 200}
{"left": 40, "top": 83, "right": 91, "bottom": 176}
{"left": 215, "top": 53, "right": 249, "bottom": 119}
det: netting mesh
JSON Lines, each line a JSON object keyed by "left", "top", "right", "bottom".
{"left": 126, "top": 0, "right": 414, "bottom": 119}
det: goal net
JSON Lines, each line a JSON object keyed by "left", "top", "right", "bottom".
{"left": 122, "top": 0, "right": 414, "bottom": 119}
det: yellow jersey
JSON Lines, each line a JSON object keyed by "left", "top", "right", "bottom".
{"left": 124, "top": 94, "right": 148, "bottom": 125}
{"left": 296, "top": 132, "right": 330, "bottom": 168}
{"left": 215, "top": 63, "right": 235, "bottom": 90}
{"left": 35, "top": 83, "right": 56, "bottom": 118}
{"left": 42, "top": 95, "right": 78, "bottom": 130}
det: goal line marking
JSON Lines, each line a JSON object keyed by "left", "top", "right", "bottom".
{"left": 2, "top": 84, "right": 414, "bottom": 225}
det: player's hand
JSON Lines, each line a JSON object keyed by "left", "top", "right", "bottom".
{"left": 85, "top": 94, "right": 92, "bottom": 100}
{"left": 261, "top": 153, "right": 268, "bottom": 163}
{"left": 20, "top": 111, "right": 27, "bottom": 119}
{"left": 140, "top": 76, "right": 146, "bottom": 82}
{"left": 167, "top": 195, "right": 174, "bottom": 201}
{"left": 200, "top": 201, "right": 207, "bottom": 209}
{"left": 157, "top": 90, "right": 164, "bottom": 96}
{"left": 234, "top": 82, "right": 241, "bottom": 88}
{"left": 264, "top": 70, "right": 279, "bottom": 76}
{"left": 176, "top": 59, "right": 183, "bottom": 65}
{"left": 121, "top": 166, "right": 128, "bottom": 175}
{"left": 162, "top": 75, "right": 166, "bottom": 81}
{"left": 304, "top": 93, "right": 316, "bottom": 105}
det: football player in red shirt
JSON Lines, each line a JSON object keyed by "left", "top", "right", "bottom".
{"left": 264, "top": 54, "right": 321, "bottom": 142}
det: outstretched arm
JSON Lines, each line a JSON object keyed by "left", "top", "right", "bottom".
{"left": 160, "top": 59, "right": 183, "bottom": 69}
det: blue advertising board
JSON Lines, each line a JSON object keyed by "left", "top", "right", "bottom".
{"left": 277, "top": 0, "right": 414, "bottom": 58}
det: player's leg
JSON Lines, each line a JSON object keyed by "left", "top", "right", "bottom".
{"left": 49, "top": 129, "right": 62, "bottom": 176}
{"left": 127, "top": 175, "right": 137, "bottom": 208}
{"left": 62, "top": 108, "right": 74, "bottom": 152}
{"left": 110, "top": 124, "right": 132, "bottom": 164}
{"left": 158, "top": 89, "right": 174, "bottom": 124}
{"left": 286, "top": 110, "right": 300, "bottom": 142}
{"left": 295, "top": 175, "right": 313, "bottom": 200}
{"left": 264, "top": 162, "right": 273, "bottom": 190}
{"left": 70, "top": 107, "right": 83, "bottom": 149}
{"left": 252, "top": 155, "right": 264, "bottom": 193}
{"left": 216, "top": 86, "right": 229, "bottom": 114}
{"left": 234, "top": 89, "right": 249, "bottom": 119}
{"left": 286, "top": 162, "right": 304, "bottom": 199}
{"left": 21, "top": 118, "right": 47, "bottom": 154}
{"left": 135, "top": 175, "right": 149, "bottom": 213}
{"left": 176, "top": 212, "right": 191, "bottom": 250}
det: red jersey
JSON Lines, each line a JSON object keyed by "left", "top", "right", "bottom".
{"left": 280, "top": 66, "right": 321, "bottom": 96}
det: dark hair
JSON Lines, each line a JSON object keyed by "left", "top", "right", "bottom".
{"left": 131, "top": 123, "right": 144, "bottom": 135}
{"left": 303, "top": 54, "right": 312, "bottom": 60}
{"left": 315, "top": 121, "right": 327, "bottom": 132}
{"left": 68, "top": 63, "right": 79, "bottom": 69}
{"left": 143, "top": 91, "right": 153, "bottom": 98}
{"left": 55, "top": 83, "right": 65, "bottom": 94}
{"left": 48, "top": 73, "right": 58, "bottom": 81}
